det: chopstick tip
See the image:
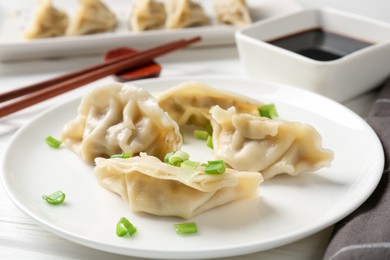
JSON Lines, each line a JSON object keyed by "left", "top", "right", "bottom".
{"left": 187, "top": 36, "right": 202, "bottom": 44}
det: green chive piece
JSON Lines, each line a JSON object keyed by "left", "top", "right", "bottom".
{"left": 116, "top": 217, "right": 137, "bottom": 237}
{"left": 164, "top": 151, "right": 175, "bottom": 163}
{"left": 258, "top": 104, "right": 279, "bottom": 119}
{"left": 116, "top": 223, "right": 129, "bottom": 237}
{"left": 174, "top": 222, "right": 198, "bottom": 235}
{"left": 165, "top": 151, "right": 190, "bottom": 166}
{"left": 180, "top": 160, "right": 200, "bottom": 169}
{"left": 110, "top": 153, "right": 131, "bottom": 159}
{"left": 204, "top": 160, "right": 226, "bottom": 174}
{"left": 45, "top": 136, "right": 62, "bottom": 148}
{"left": 205, "top": 123, "right": 213, "bottom": 135}
{"left": 169, "top": 151, "right": 190, "bottom": 166}
{"left": 42, "top": 190, "right": 65, "bottom": 205}
{"left": 194, "top": 130, "right": 209, "bottom": 140}
{"left": 206, "top": 135, "right": 213, "bottom": 149}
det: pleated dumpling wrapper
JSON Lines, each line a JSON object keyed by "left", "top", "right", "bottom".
{"left": 214, "top": 0, "right": 252, "bottom": 26}
{"left": 24, "top": 0, "right": 69, "bottom": 39}
{"left": 130, "top": 0, "right": 167, "bottom": 32}
{"left": 210, "top": 106, "right": 334, "bottom": 180}
{"left": 156, "top": 81, "right": 262, "bottom": 127}
{"left": 166, "top": 0, "right": 209, "bottom": 29}
{"left": 67, "top": 0, "right": 117, "bottom": 35}
{"left": 94, "top": 153, "right": 263, "bottom": 219}
{"left": 60, "top": 82, "right": 182, "bottom": 164}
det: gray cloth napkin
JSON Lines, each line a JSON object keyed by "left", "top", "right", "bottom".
{"left": 323, "top": 80, "right": 390, "bottom": 260}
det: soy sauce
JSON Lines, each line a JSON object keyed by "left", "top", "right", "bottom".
{"left": 268, "top": 28, "right": 372, "bottom": 61}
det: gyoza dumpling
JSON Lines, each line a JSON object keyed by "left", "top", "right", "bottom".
{"left": 24, "top": 0, "right": 69, "bottom": 39}
{"left": 210, "top": 106, "right": 334, "bottom": 180}
{"left": 67, "top": 0, "right": 117, "bottom": 35}
{"left": 94, "top": 153, "right": 262, "bottom": 218}
{"left": 60, "top": 83, "right": 182, "bottom": 164}
{"left": 214, "top": 0, "right": 252, "bottom": 26}
{"left": 166, "top": 0, "right": 209, "bottom": 29}
{"left": 129, "top": 0, "right": 166, "bottom": 32}
{"left": 156, "top": 81, "right": 262, "bottom": 127}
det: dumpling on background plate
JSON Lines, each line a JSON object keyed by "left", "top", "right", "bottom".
{"left": 60, "top": 83, "right": 182, "bottom": 164}
{"left": 24, "top": 0, "right": 69, "bottom": 39}
{"left": 165, "top": 0, "right": 209, "bottom": 29}
{"left": 129, "top": 0, "right": 167, "bottom": 32}
{"left": 94, "top": 153, "right": 263, "bottom": 218}
{"left": 156, "top": 81, "right": 262, "bottom": 127}
{"left": 209, "top": 106, "right": 334, "bottom": 180}
{"left": 67, "top": 0, "right": 117, "bottom": 35}
{"left": 214, "top": 0, "right": 252, "bottom": 26}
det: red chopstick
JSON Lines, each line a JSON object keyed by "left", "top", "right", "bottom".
{"left": 0, "top": 36, "right": 201, "bottom": 118}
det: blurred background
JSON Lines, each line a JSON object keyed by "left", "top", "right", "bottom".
{"left": 298, "top": 0, "right": 389, "bottom": 23}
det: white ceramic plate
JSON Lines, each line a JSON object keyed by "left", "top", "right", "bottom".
{"left": 1, "top": 77, "right": 384, "bottom": 259}
{"left": 0, "top": 0, "right": 302, "bottom": 61}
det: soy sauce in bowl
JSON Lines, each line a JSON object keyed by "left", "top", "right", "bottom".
{"left": 268, "top": 28, "right": 373, "bottom": 61}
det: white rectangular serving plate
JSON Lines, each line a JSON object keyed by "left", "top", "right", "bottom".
{"left": 0, "top": 0, "right": 302, "bottom": 61}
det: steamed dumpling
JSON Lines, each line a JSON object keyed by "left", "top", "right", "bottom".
{"left": 67, "top": 0, "right": 117, "bottom": 35}
{"left": 214, "top": 0, "right": 252, "bottom": 26}
{"left": 130, "top": 0, "right": 167, "bottom": 32}
{"left": 166, "top": 0, "right": 209, "bottom": 29}
{"left": 60, "top": 83, "right": 182, "bottom": 164}
{"left": 156, "top": 81, "right": 262, "bottom": 127}
{"left": 94, "top": 153, "right": 262, "bottom": 218}
{"left": 210, "top": 106, "right": 334, "bottom": 180}
{"left": 24, "top": 0, "right": 69, "bottom": 39}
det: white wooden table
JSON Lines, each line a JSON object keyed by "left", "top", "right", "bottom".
{"left": 0, "top": 45, "right": 378, "bottom": 260}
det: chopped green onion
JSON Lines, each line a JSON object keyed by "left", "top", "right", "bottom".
{"left": 116, "top": 217, "right": 137, "bottom": 237}
{"left": 174, "top": 222, "right": 198, "bottom": 235}
{"left": 206, "top": 135, "right": 213, "bottom": 149}
{"left": 45, "top": 136, "right": 62, "bottom": 148}
{"left": 180, "top": 160, "right": 200, "bottom": 169}
{"left": 42, "top": 190, "right": 65, "bottom": 205}
{"left": 110, "top": 153, "right": 131, "bottom": 159}
{"left": 258, "top": 104, "right": 279, "bottom": 119}
{"left": 194, "top": 130, "right": 209, "bottom": 140}
{"left": 164, "top": 151, "right": 190, "bottom": 166}
{"left": 204, "top": 160, "right": 226, "bottom": 174}
{"left": 205, "top": 123, "right": 213, "bottom": 135}
{"left": 164, "top": 151, "right": 175, "bottom": 163}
